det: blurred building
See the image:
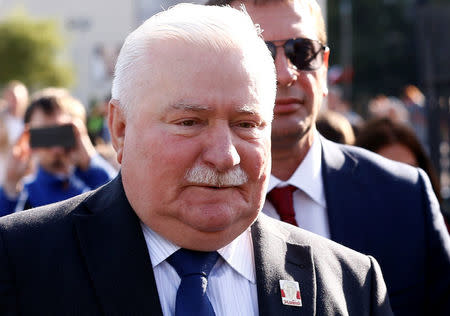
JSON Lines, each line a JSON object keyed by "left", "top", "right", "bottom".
{"left": 0, "top": 0, "right": 326, "bottom": 107}
{"left": 0, "top": 0, "right": 136, "bottom": 106}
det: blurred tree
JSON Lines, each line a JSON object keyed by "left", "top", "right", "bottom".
{"left": 0, "top": 11, "right": 74, "bottom": 89}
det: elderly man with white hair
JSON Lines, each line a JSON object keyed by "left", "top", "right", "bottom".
{"left": 0, "top": 4, "right": 392, "bottom": 315}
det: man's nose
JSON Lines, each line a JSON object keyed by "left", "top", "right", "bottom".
{"left": 202, "top": 125, "right": 240, "bottom": 172}
{"left": 275, "top": 48, "right": 298, "bottom": 87}
{"left": 48, "top": 146, "right": 66, "bottom": 155}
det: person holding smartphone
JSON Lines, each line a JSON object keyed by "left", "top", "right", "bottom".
{"left": 0, "top": 89, "right": 117, "bottom": 216}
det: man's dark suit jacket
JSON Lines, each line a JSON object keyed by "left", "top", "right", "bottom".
{"left": 318, "top": 136, "right": 450, "bottom": 316}
{"left": 0, "top": 175, "right": 392, "bottom": 315}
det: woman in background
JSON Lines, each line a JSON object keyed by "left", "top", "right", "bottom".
{"left": 355, "top": 117, "right": 449, "bottom": 231}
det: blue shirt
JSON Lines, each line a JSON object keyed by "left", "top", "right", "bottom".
{"left": 0, "top": 154, "right": 117, "bottom": 216}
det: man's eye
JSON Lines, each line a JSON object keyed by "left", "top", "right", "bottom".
{"left": 238, "top": 122, "right": 256, "bottom": 128}
{"left": 179, "top": 120, "right": 197, "bottom": 126}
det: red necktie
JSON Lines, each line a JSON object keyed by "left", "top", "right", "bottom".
{"left": 267, "top": 185, "right": 298, "bottom": 226}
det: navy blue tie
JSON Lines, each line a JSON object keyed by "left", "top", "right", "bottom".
{"left": 168, "top": 249, "right": 219, "bottom": 316}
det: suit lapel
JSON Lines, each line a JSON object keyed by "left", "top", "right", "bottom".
{"left": 252, "top": 214, "right": 316, "bottom": 316}
{"left": 320, "top": 136, "right": 368, "bottom": 251}
{"left": 73, "top": 175, "right": 163, "bottom": 315}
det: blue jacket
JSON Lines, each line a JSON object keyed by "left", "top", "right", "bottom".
{"left": 0, "top": 154, "right": 117, "bottom": 216}
{"left": 318, "top": 136, "right": 450, "bottom": 316}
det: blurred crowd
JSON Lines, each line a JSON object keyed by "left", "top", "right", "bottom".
{"left": 0, "top": 80, "right": 118, "bottom": 216}
{"left": 319, "top": 83, "right": 449, "bottom": 229}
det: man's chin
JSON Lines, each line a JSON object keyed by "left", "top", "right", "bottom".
{"left": 44, "top": 163, "right": 73, "bottom": 176}
{"left": 178, "top": 222, "right": 251, "bottom": 251}
{"left": 186, "top": 213, "right": 234, "bottom": 233}
{"left": 271, "top": 124, "right": 310, "bottom": 147}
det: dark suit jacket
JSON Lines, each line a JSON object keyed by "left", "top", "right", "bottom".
{"left": 319, "top": 136, "right": 450, "bottom": 315}
{"left": 0, "top": 175, "right": 392, "bottom": 315}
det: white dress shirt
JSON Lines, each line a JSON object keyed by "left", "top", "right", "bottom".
{"left": 141, "top": 223, "right": 258, "bottom": 316}
{"left": 263, "top": 129, "right": 330, "bottom": 238}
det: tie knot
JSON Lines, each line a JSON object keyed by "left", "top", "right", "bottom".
{"left": 267, "top": 185, "right": 298, "bottom": 226}
{"left": 268, "top": 185, "right": 297, "bottom": 204}
{"left": 168, "top": 249, "right": 219, "bottom": 278}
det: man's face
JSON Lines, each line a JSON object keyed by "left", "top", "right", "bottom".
{"left": 111, "top": 40, "right": 273, "bottom": 251}
{"left": 28, "top": 109, "right": 73, "bottom": 175}
{"left": 237, "top": 0, "right": 329, "bottom": 149}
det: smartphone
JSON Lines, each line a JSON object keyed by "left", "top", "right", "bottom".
{"left": 29, "top": 124, "right": 76, "bottom": 149}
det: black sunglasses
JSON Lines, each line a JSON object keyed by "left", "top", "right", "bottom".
{"left": 265, "top": 37, "right": 327, "bottom": 71}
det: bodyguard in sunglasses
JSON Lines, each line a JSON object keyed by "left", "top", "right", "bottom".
{"left": 208, "top": 1, "right": 450, "bottom": 316}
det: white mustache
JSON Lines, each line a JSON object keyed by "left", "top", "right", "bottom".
{"left": 185, "top": 165, "right": 248, "bottom": 187}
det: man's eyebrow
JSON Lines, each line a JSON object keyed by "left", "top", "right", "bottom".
{"left": 170, "top": 102, "right": 212, "bottom": 111}
{"left": 236, "top": 104, "right": 258, "bottom": 115}
{"left": 170, "top": 102, "right": 260, "bottom": 115}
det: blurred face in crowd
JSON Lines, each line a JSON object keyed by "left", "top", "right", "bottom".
{"left": 28, "top": 109, "right": 74, "bottom": 175}
{"left": 234, "top": 0, "right": 329, "bottom": 150}
{"left": 3, "top": 84, "right": 28, "bottom": 117}
{"left": 109, "top": 39, "right": 273, "bottom": 251}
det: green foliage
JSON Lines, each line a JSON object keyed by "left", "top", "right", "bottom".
{"left": 0, "top": 11, "right": 74, "bottom": 89}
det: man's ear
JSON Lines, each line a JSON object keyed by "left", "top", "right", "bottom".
{"left": 321, "top": 47, "right": 330, "bottom": 96}
{"left": 108, "top": 99, "right": 126, "bottom": 164}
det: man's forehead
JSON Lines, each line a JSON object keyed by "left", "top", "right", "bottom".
{"left": 233, "top": 0, "right": 318, "bottom": 41}
{"left": 133, "top": 46, "right": 268, "bottom": 106}
{"left": 140, "top": 39, "right": 239, "bottom": 82}
{"left": 28, "top": 110, "right": 67, "bottom": 127}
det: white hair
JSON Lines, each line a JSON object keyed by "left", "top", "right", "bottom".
{"left": 111, "top": 3, "right": 276, "bottom": 118}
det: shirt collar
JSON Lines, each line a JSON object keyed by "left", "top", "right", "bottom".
{"left": 140, "top": 223, "right": 256, "bottom": 284}
{"left": 268, "top": 129, "right": 326, "bottom": 207}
